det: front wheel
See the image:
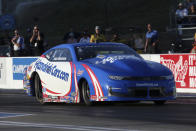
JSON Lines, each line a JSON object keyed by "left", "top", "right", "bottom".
{"left": 154, "top": 100, "right": 166, "bottom": 105}
{"left": 82, "top": 80, "right": 92, "bottom": 106}
{"left": 34, "top": 74, "right": 45, "bottom": 104}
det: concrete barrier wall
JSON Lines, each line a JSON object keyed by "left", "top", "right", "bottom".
{"left": 0, "top": 54, "right": 195, "bottom": 93}
{"left": 0, "top": 57, "right": 37, "bottom": 89}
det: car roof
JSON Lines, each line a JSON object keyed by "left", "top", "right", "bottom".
{"left": 51, "top": 42, "right": 126, "bottom": 49}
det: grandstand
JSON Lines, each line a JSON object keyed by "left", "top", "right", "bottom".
{"left": 169, "top": 0, "right": 196, "bottom": 52}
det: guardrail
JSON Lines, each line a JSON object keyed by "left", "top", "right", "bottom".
{"left": 0, "top": 54, "right": 195, "bottom": 94}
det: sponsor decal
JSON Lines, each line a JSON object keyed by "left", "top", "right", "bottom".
{"left": 77, "top": 69, "right": 84, "bottom": 76}
{"left": 91, "top": 95, "right": 97, "bottom": 100}
{"left": 59, "top": 96, "right": 70, "bottom": 102}
{"left": 63, "top": 62, "right": 72, "bottom": 96}
{"left": 95, "top": 55, "right": 132, "bottom": 64}
{"left": 71, "top": 92, "right": 76, "bottom": 96}
{"left": 28, "top": 66, "right": 32, "bottom": 71}
{"left": 34, "top": 59, "right": 69, "bottom": 82}
{"left": 48, "top": 95, "right": 58, "bottom": 99}
{"left": 96, "top": 55, "right": 105, "bottom": 59}
{"left": 40, "top": 62, "right": 73, "bottom": 102}
{"left": 13, "top": 58, "right": 37, "bottom": 80}
{"left": 160, "top": 54, "right": 196, "bottom": 88}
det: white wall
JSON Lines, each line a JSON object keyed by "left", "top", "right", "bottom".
{"left": 0, "top": 55, "right": 196, "bottom": 94}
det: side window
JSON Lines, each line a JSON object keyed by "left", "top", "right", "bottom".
{"left": 50, "top": 48, "right": 72, "bottom": 62}
{"left": 45, "top": 49, "right": 55, "bottom": 60}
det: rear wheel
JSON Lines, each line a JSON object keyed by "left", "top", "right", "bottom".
{"left": 82, "top": 80, "right": 92, "bottom": 106}
{"left": 154, "top": 100, "right": 166, "bottom": 105}
{"left": 34, "top": 74, "right": 44, "bottom": 104}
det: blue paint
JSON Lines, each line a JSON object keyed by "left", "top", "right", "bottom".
{"left": 0, "top": 14, "right": 15, "bottom": 30}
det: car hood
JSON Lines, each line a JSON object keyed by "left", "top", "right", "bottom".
{"left": 81, "top": 55, "right": 171, "bottom": 76}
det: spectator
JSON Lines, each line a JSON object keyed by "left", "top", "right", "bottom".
{"left": 11, "top": 29, "right": 24, "bottom": 57}
{"left": 66, "top": 32, "right": 77, "bottom": 43}
{"left": 63, "top": 27, "right": 80, "bottom": 42}
{"left": 110, "top": 33, "right": 120, "bottom": 43}
{"left": 127, "top": 34, "right": 134, "bottom": 48}
{"left": 144, "top": 24, "right": 159, "bottom": 54}
{"left": 184, "top": 0, "right": 194, "bottom": 9}
{"left": 175, "top": 3, "right": 188, "bottom": 24}
{"left": 79, "top": 31, "right": 90, "bottom": 43}
{"left": 30, "top": 25, "right": 44, "bottom": 56}
{"left": 133, "top": 34, "right": 144, "bottom": 53}
{"left": 191, "top": 33, "right": 196, "bottom": 53}
{"left": 110, "top": 33, "right": 126, "bottom": 43}
{"left": 90, "top": 26, "right": 106, "bottom": 43}
{"left": 190, "top": 43, "right": 196, "bottom": 53}
{"left": 188, "top": 4, "right": 196, "bottom": 15}
{"left": 188, "top": 5, "right": 196, "bottom": 23}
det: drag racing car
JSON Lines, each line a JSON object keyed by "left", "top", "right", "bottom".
{"left": 23, "top": 42, "right": 176, "bottom": 105}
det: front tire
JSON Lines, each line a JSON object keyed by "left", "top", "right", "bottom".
{"left": 34, "top": 74, "right": 44, "bottom": 104}
{"left": 82, "top": 80, "right": 92, "bottom": 106}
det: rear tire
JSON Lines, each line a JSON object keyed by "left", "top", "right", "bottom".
{"left": 154, "top": 100, "right": 166, "bottom": 105}
{"left": 82, "top": 80, "right": 92, "bottom": 106}
{"left": 34, "top": 74, "right": 45, "bottom": 104}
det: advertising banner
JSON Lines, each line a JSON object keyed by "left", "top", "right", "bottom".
{"left": 160, "top": 54, "right": 196, "bottom": 89}
{"left": 13, "top": 58, "right": 37, "bottom": 80}
{"left": 0, "top": 59, "right": 6, "bottom": 84}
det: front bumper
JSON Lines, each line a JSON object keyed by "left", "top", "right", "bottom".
{"left": 107, "top": 86, "right": 176, "bottom": 101}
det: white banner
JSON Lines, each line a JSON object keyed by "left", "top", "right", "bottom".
{"left": 0, "top": 58, "right": 6, "bottom": 85}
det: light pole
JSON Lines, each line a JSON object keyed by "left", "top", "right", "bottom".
{"left": 104, "top": 0, "right": 109, "bottom": 27}
{"left": 0, "top": 0, "right": 2, "bottom": 15}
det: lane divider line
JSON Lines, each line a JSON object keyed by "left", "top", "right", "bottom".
{"left": 0, "top": 121, "right": 141, "bottom": 131}
{"left": 0, "top": 112, "right": 33, "bottom": 119}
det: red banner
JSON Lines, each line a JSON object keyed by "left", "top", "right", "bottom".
{"left": 160, "top": 54, "right": 196, "bottom": 89}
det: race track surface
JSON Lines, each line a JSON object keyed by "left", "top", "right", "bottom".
{"left": 0, "top": 90, "right": 196, "bottom": 131}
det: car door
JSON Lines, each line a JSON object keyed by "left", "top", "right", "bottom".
{"left": 40, "top": 48, "right": 73, "bottom": 96}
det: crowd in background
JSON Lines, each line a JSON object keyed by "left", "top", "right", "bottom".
{"left": 0, "top": 19, "right": 195, "bottom": 57}
{"left": 61, "top": 24, "right": 158, "bottom": 54}
{"left": 175, "top": 0, "right": 196, "bottom": 24}
{"left": 5, "top": 23, "right": 159, "bottom": 57}
{"left": 175, "top": 0, "right": 196, "bottom": 53}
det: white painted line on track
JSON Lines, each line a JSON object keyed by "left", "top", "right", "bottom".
{"left": 0, "top": 112, "right": 33, "bottom": 118}
{"left": 0, "top": 121, "right": 142, "bottom": 131}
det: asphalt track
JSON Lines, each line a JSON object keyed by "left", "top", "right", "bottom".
{"left": 0, "top": 90, "right": 196, "bottom": 131}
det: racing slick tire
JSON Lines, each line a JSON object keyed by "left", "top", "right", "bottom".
{"left": 153, "top": 100, "right": 166, "bottom": 105}
{"left": 82, "top": 80, "right": 92, "bottom": 106}
{"left": 34, "top": 74, "right": 45, "bottom": 104}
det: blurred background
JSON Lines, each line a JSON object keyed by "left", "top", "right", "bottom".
{"left": 0, "top": 0, "right": 191, "bottom": 54}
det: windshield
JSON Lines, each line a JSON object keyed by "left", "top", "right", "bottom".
{"left": 75, "top": 45, "right": 142, "bottom": 61}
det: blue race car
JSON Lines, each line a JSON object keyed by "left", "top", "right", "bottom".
{"left": 23, "top": 42, "right": 176, "bottom": 105}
